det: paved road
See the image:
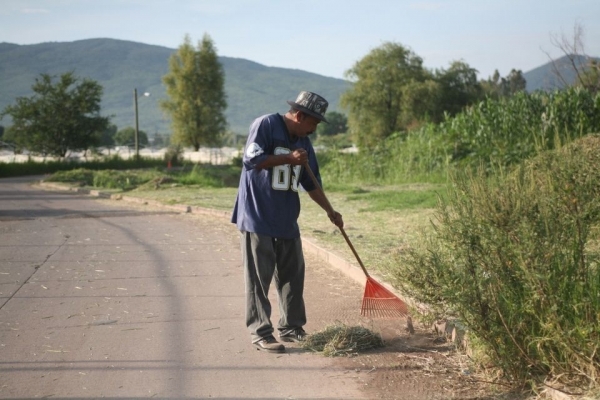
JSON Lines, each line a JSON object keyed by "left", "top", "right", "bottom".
{"left": 0, "top": 176, "right": 375, "bottom": 399}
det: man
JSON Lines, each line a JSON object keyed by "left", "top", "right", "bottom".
{"left": 231, "top": 91, "right": 344, "bottom": 353}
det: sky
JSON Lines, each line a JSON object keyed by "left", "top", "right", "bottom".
{"left": 2, "top": 0, "right": 599, "bottom": 81}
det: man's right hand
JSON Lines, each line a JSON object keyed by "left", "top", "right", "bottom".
{"left": 288, "top": 148, "right": 308, "bottom": 165}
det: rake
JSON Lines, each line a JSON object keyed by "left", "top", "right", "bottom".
{"left": 304, "top": 163, "right": 409, "bottom": 318}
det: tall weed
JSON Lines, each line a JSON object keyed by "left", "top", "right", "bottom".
{"left": 320, "top": 88, "right": 600, "bottom": 186}
{"left": 394, "top": 134, "right": 600, "bottom": 390}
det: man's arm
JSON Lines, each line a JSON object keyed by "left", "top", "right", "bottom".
{"left": 307, "top": 189, "right": 344, "bottom": 228}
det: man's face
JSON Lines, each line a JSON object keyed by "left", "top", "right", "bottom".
{"left": 296, "top": 113, "right": 321, "bottom": 137}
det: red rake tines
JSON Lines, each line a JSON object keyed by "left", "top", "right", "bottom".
{"left": 361, "top": 277, "right": 409, "bottom": 318}
{"left": 303, "top": 162, "right": 410, "bottom": 319}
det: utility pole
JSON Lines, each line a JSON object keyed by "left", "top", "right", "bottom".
{"left": 134, "top": 88, "right": 140, "bottom": 159}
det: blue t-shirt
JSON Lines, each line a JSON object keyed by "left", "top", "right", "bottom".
{"left": 231, "top": 113, "right": 322, "bottom": 239}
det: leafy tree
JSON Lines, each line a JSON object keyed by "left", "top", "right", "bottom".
{"left": 434, "top": 60, "right": 484, "bottom": 118}
{"left": 0, "top": 72, "right": 109, "bottom": 157}
{"left": 481, "top": 69, "right": 527, "bottom": 98}
{"left": 504, "top": 69, "right": 527, "bottom": 95}
{"left": 152, "top": 133, "right": 169, "bottom": 148}
{"left": 317, "top": 111, "right": 348, "bottom": 136}
{"left": 0, "top": 125, "right": 4, "bottom": 139}
{"left": 0, "top": 126, "right": 21, "bottom": 153}
{"left": 341, "top": 42, "right": 429, "bottom": 148}
{"left": 114, "top": 127, "right": 148, "bottom": 147}
{"left": 98, "top": 123, "right": 117, "bottom": 149}
{"left": 161, "top": 33, "right": 227, "bottom": 151}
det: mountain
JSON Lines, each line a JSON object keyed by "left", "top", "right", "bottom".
{"left": 0, "top": 38, "right": 351, "bottom": 137}
{"left": 2, "top": 38, "right": 596, "bottom": 136}
{"left": 523, "top": 54, "right": 600, "bottom": 92}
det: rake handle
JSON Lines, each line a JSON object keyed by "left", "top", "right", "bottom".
{"left": 303, "top": 163, "right": 371, "bottom": 279}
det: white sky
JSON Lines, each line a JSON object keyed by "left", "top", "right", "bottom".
{"left": 2, "top": 0, "right": 599, "bottom": 80}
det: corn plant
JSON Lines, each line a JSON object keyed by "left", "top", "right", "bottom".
{"left": 321, "top": 88, "right": 600, "bottom": 186}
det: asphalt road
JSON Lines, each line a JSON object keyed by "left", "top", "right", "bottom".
{"left": 0, "top": 176, "right": 376, "bottom": 399}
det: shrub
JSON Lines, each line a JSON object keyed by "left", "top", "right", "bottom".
{"left": 176, "top": 163, "right": 239, "bottom": 188}
{"left": 164, "top": 145, "right": 184, "bottom": 166}
{"left": 394, "top": 134, "right": 600, "bottom": 391}
{"left": 45, "top": 168, "right": 95, "bottom": 186}
{"left": 92, "top": 169, "right": 162, "bottom": 190}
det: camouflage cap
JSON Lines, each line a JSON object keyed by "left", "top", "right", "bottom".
{"left": 287, "top": 91, "right": 329, "bottom": 123}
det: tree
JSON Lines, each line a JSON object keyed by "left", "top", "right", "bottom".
{"left": 341, "top": 42, "right": 429, "bottom": 148}
{"left": 481, "top": 69, "right": 527, "bottom": 98}
{"left": 503, "top": 69, "right": 527, "bottom": 95}
{"left": 152, "top": 133, "right": 168, "bottom": 148}
{"left": 161, "top": 33, "right": 227, "bottom": 151}
{"left": 545, "top": 23, "right": 599, "bottom": 94}
{"left": 98, "top": 123, "right": 117, "bottom": 149}
{"left": 434, "top": 60, "right": 484, "bottom": 118}
{"left": 316, "top": 111, "right": 348, "bottom": 136}
{"left": 0, "top": 72, "right": 109, "bottom": 157}
{"left": 114, "top": 127, "right": 148, "bottom": 147}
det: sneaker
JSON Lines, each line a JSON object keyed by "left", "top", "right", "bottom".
{"left": 279, "top": 328, "right": 307, "bottom": 343}
{"left": 254, "top": 336, "right": 285, "bottom": 353}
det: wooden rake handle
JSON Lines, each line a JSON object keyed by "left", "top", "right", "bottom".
{"left": 303, "top": 163, "right": 371, "bottom": 279}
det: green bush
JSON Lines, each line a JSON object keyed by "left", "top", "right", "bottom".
{"left": 394, "top": 134, "right": 600, "bottom": 390}
{"left": 175, "top": 163, "right": 239, "bottom": 188}
{"left": 45, "top": 168, "right": 95, "bottom": 186}
{"left": 91, "top": 169, "right": 162, "bottom": 190}
{"left": 164, "top": 145, "right": 184, "bottom": 166}
{"left": 0, "top": 155, "right": 166, "bottom": 178}
{"left": 319, "top": 88, "right": 600, "bottom": 186}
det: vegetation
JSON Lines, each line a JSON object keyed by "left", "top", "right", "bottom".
{"left": 2, "top": 29, "right": 599, "bottom": 397}
{"left": 316, "top": 111, "right": 348, "bottom": 137}
{"left": 394, "top": 135, "right": 600, "bottom": 392}
{"left": 341, "top": 42, "right": 431, "bottom": 148}
{"left": 45, "top": 162, "right": 240, "bottom": 190}
{"left": 546, "top": 23, "right": 600, "bottom": 94}
{"left": 340, "top": 42, "right": 532, "bottom": 150}
{"left": 161, "top": 34, "right": 228, "bottom": 150}
{"left": 322, "top": 87, "right": 600, "bottom": 185}
{"left": 480, "top": 68, "right": 527, "bottom": 99}
{"left": 1, "top": 72, "right": 109, "bottom": 157}
{"left": 0, "top": 156, "right": 165, "bottom": 179}
{"left": 114, "top": 126, "right": 149, "bottom": 147}
{"left": 301, "top": 324, "right": 384, "bottom": 357}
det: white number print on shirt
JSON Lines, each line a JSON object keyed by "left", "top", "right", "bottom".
{"left": 272, "top": 147, "right": 301, "bottom": 191}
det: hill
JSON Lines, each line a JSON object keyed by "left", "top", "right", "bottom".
{"left": 524, "top": 54, "right": 600, "bottom": 92}
{"left": 2, "top": 38, "right": 597, "bottom": 137}
{"left": 0, "top": 38, "right": 351, "bottom": 137}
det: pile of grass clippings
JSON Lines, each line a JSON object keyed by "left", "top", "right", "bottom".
{"left": 301, "top": 324, "right": 384, "bottom": 357}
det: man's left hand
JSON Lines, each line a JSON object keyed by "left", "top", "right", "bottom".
{"left": 328, "top": 211, "right": 344, "bottom": 228}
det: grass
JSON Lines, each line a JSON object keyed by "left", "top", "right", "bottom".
{"left": 298, "top": 184, "right": 441, "bottom": 278}
{"left": 301, "top": 323, "right": 385, "bottom": 356}
{"left": 127, "top": 180, "right": 440, "bottom": 279}
{"left": 40, "top": 164, "right": 441, "bottom": 281}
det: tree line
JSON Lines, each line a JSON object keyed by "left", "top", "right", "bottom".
{"left": 0, "top": 34, "right": 226, "bottom": 158}
{"left": 1, "top": 28, "right": 597, "bottom": 158}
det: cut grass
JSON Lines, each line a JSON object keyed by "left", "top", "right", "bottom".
{"left": 301, "top": 324, "right": 384, "bottom": 356}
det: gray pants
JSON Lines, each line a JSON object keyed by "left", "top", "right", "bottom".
{"left": 241, "top": 231, "right": 306, "bottom": 343}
